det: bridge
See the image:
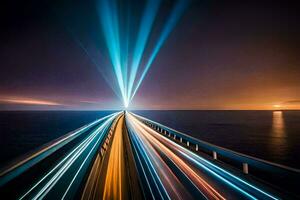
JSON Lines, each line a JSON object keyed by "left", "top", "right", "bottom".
{"left": 0, "top": 111, "right": 299, "bottom": 199}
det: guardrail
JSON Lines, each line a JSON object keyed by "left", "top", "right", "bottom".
{"left": 0, "top": 112, "right": 122, "bottom": 187}
{"left": 99, "top": 114, "right": 122, "bottom": 158}
{"left": 133, "top": 113, "right": 300, "bottom": 195}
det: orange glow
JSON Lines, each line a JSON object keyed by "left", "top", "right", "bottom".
{"left": 273, "top": 104, "right": 281, "bottom": 109}
{"left": 270, "top": 111, "right": 287, "bottom": 156}
{"left": 272, "top": 111, "right": 285, "bottom": 136}
{"left": 103, "top": 115, "right": 126, "bottom": 200}
{"left": 0, "top": 97, "right": 61, "bottom": 106}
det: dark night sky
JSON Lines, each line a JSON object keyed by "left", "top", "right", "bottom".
{"left": 0, "top": 0, "right": 300, "bottom": 110}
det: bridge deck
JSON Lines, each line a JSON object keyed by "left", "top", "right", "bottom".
{"left": 0, "top": 111, "right": 298, "bottom": 199}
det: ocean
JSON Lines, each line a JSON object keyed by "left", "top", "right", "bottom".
{"left": 1, "top": 110, "right": 299, "bottom": 168}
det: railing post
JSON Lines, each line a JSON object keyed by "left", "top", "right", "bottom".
{"left": 174, "top": 135, "right": 176, "bottom": 140}
{"left": 213, "top": 151, "right": 217, "bottom": 160}
{"left": 196, "top": 144, "right": 198, "bottom": 151}
{"left": 187, "top": 141, "right": 189, "bottom": 147}
{"left": 180, "top": 137, "right": 182, "bottom": 143}
{"left": 243, "top": 163, "right": 249, "bottom": 174}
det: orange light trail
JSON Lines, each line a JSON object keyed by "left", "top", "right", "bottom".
{"left": 127, "top": 115, "right": 193, "bottom": 199}
{"left": 102, "top": 115, "right": 126, "bottom": 200}
{"left": 127, "top": 113, "right": 226, "bottom": 200}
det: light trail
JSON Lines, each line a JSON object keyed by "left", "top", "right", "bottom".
{"left": 130, "top": 112, "right": 278, "bottom": 199}
{"left": 127, "top": 113, "right": 223, "bottom": 200}
{"left": 19, "top": 112, "right": 119, "bottom": 200}
{"left": 127, "top": 115, "right": 196, "bottom": 199}
{"left": 80, "top": 151, "right": 103, "bottom": 199}
{"left": 0, "top": 111, "right": 292, "bottom": 199}
{"left": 127, "top": 121, "right": 173, "bottom": 200}
{"left": 81, "top": 113, "right": 143, "bottom": 200}
{"left": 61, "top": 115, "right": 120, "bottom": 200}
{"left": 102, "top": 115, "right": 127, "bottom": 199}
{"left": 0, "top": 113, "right": 116, "bottom": 186}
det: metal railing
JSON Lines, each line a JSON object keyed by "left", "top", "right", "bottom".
{"left": 134, "top": 113, "right": 300, "bottom": 195}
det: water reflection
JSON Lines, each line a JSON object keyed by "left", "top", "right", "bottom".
{"left": 272, "top": 111, "right": 285, "bottom": 136}
{"left": 270, "top": 111, "right": 286, "bottom": 156}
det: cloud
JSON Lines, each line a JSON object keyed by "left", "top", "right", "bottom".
{"left": 79, "top": 100, "right": 103, "bottom": 104}
{"left": 281, "top": 100, "right": 300, "bottom": 105}
{"left": 0, "top": 97, "right": 61, "bottom": 106}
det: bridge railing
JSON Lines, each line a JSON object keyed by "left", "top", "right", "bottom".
{"left": 134, "top": 113, "right": 300, "bottom": 195}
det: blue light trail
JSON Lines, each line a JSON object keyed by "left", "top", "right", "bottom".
{"left": 0, "top": 113, "right": 116, "bottom": 187}
{"left": 19, "top": 112, "right": 119, "bottom": 199}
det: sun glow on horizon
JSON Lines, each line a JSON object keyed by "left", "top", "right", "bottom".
{"left": 273, "top": 104, "right": 282, "bottom": 109}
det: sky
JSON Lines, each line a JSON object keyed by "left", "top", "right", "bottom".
{"left": 0, "top": 0, "right": 300, "bottom": 110}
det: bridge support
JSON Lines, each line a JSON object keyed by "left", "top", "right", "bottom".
{"left": 180, "top": 137, "right": 182, "bottom": 143}
{"left": 243, "top": 163, "right": 249, "bottom": 174}
{"left": 213, "top": 151, "right": 217, "bottom": 160}
{"left": 187, "top": 141, "right": 190, "bottom": 147}
{"left": 196, "top": 144, "right": 198, "bottom": 151}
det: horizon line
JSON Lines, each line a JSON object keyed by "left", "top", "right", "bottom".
{"left": 0, "top": 109, "right": 299, "bottom": 111}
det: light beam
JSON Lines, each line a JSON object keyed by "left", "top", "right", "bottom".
{"left": 97, "top": 0, "right": 189, "bottom": 107}
{"left": 130, "top": 0, "right": 189, "bottom": 101}
{"left": 127, "top": 0, "right": 161, "bottom": 103}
